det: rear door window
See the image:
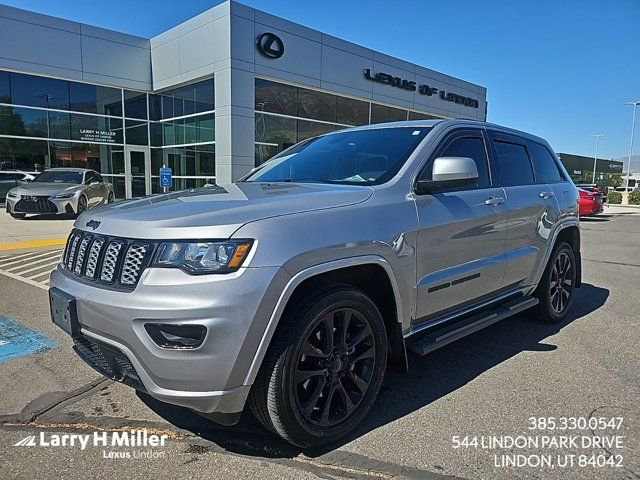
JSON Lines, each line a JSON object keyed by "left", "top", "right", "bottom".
{"left": 493, "top": 140, "right": 534, "bottom": 186}
{"left": 528, "top": 142, "right": 563, "bottom": 183}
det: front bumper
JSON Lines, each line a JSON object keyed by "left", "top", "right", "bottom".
{"left": 50, "top": 263, "right": 291, "bottom": 415}
{"left": 6, "top": 195, "right": 78, "bottom": 214}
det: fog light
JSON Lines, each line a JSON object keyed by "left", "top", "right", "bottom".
{"left": 144, "top": 323, "right": 206, "bottom": 349}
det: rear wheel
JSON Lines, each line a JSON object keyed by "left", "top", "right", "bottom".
{"left": 249, "top": 285, "right": 387, "bottom": 448}
{"left": 532, "top": 242, "right": 576, "bottom": 323}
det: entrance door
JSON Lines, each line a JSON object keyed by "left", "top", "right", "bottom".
{"left": 125, "top": 147, "right": 150, "bottom": 198}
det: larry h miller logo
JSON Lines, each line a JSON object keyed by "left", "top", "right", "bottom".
{"left": 13, "top": 429, "right": 169, "bottom": 460}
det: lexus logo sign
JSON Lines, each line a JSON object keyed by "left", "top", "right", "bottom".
{"left": 256, "top": 32, "right": 284, "bottom": 59}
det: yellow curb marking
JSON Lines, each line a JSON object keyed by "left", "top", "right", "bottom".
{"left": 0, "top": 237, "right": 67, "bottom": 252}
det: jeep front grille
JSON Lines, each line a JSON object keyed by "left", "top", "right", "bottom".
{"left": 61, "top": 229, "right": 153, "bottom": 290}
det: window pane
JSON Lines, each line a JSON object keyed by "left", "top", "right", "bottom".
{"left": 0, "top": 138, "right": 48, "bottom": 171}
{"left": 197, "top": 114, "right": 214, "bottom": 143}
{"left": 10, "top": 73, "right": 69, "bottom": 110}
{"left": 0, "top": 106, "right": 15, "bottom": 135}
{"left": 255, "top": 144, "right": 280, "bottom": 166}
{"left": 528, "top": 142, "right": 563, "bottom": 183}
{"left": 11, "top": 107, "right": 48, "bottom": 137}
{"left": 69, "top": 82, "right": 121, "bottom": 116}
{"left": 125, "top": 120, "right": 148, "bottom": 145}
{"left": 297, "top": 119, "right": 335, "bottom": 142}
{"left": 440, "top": 136, "right": 490, "bottom": 189}
{"left": 494, "top": 140, "right": 534, "bottom": 186}
{"left": 124, "top": 91, "right": 147, "bottom": 119}
{"left": 50, "top": 142, "right": 104, "bottom": 170}
{"left": 408, "top": 111, "right": 439, "bottom": 120}
{"left": 0, "top": 71, "right": 10, "bottom": 103}
{"left": 389, "top": 107, "right": 408, "bottom": 122}
{"left": 336, "top": 97, "right": 369, "bottom": 126}
{"left": 255, "top": 79, "right": 298, "bottom": 116}
{"left": 196, "top": 144, "right": 215, "bottom": 176}
{"left": 48, "top": 111, "right": 71, "bottom": 140}
{"left": 255, "top": 113, "right": 296, "bottom": 147}
{"left": 70, "top": 114, "right": 123, "bottom": 144}
{"left": 370, "top": 103, "right": 389, "bottom": 124}
{"left": 297, "top": 88, "right": 336, "bottom": 122}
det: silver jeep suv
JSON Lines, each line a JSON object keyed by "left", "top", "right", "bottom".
{"left": 49, "top": 119, "right": 581, "bottom": 447}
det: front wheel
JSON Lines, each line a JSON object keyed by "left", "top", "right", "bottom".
{"left": 107, "top": 192, "right": 114, "bottom": 204}
{"left": 76, "top": 195, "right": 87, "bottom": 217}
{"left": 532, "top": 241, "right": 576, "bottom": 323}
{"left": 10, "top": 212, "right": 26, "bottom": 219}
{"left": 249, "top": 285, "right": 388, "bottom": 448}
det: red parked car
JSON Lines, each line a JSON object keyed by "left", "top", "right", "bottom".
{"left": 578, "top": 188, "right": 604, "bottom": 216}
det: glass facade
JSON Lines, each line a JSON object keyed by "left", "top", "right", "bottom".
{"left": 0, "top": 70, "right": 215, "bottom": 198}
{"left": 254, "top": 78, "right": 442, "bottom": 165}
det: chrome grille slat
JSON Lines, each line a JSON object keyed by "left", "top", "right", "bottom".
{"left": 85, "top": 238, "right": 104, "bottom": 279}
{"left": 74, "top": 235, "right": 92, "bottom": 275}
{"left": 120, "top": 244, "right": 148, "bottom": 285}
{"left": 100, "top": 241, "right": 123, "bottom": 282}
{"left": 66, "top": 233, "right": 82, "bottom": 269}
{"left": 62, "top": 229, "right": 151, "bottom": 289}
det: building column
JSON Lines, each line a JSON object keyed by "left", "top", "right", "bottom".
{"left": 214, "top": 63, "right": 255, "bottom": 184}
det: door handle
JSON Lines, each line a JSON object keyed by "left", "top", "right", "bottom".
{"left": 484, "top": 197, "right": 505, "bottom": 206}
{"left": 539, "top": 191, "right": 554, "bottom": 199}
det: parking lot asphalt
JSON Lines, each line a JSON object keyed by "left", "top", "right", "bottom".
{"left": 0, "top": 214, "right": 638, "bottom": 480}
{"left": 0, "top": 210, "right": 73, "bottom": 251}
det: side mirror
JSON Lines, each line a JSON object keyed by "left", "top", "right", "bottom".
{"left": 416, "top": 156, "right": 479, "bottom": 195}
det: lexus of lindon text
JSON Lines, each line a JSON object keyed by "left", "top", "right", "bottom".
{"left": 50, "top": 119, "right": 581, "bottom": 448}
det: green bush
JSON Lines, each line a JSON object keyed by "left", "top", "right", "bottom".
{"left": 628, "top": 189, "right": 640, "bottom": 205}
{"left": 607, "top": 191, "right": 622, "bottom": 204}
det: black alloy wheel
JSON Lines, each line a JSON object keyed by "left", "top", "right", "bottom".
{"left": 249, "top": 285, "right": 388, "bottom": 448}
{"left": 533, "top": 241, "right": 576, "bottom": 323}
{"left": 293, "top": 307, "right": 375, "bottom": 427}
{"left": 549, "top": 251, "right": 573, "bottom": 314}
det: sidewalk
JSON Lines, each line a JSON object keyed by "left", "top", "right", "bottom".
{"left": 0, "top": 210, "right": 73, "bottom": 252}
{"left": 604, "top": 204, "right": 640, "bottom": 215}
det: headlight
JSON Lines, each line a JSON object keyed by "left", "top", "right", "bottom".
{"left": 151, "top": 240, "right": 253, "bottom": 274}
{"left": 53, "top": 192, "right": 75, "bottom": 199}
{"left": 7, "top": 191, "right": 18, "bottom": 198}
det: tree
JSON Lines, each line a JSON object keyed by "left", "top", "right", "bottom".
{"left": 610, "top": 173, "right": 623, "bottom": 188}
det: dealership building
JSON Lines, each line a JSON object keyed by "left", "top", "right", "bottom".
{"left": 0, "top": 1, "right": 487, "bottom": 199}
{"left": 556, "top": 152, "right": 624, "bottom": 183}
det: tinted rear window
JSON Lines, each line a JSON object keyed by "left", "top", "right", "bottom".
{"left": 494, "top": 141, "right": 534, "bottom": 186}
{"left": 528, "top": 142, "right": 563, "bottom": 183}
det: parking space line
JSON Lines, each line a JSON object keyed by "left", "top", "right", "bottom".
{"left": 0, "top": 248, "right": 64, "bottom": 291}
{"left": 5, "top": 254, "right": 62, "bottom": 273}
{"left": 15, "top": 260, "right": 61, "bottom": 277}
{"left": 0, "top": 250, "right": 61, "bottom": 268}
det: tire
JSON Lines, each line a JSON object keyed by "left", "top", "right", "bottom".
{"left": 10, "top": 212, "right": 26, "bottom": 219}
{"left": 107, "top": 192, "right": 114, "bottom": 204}
{"left": 76, "top": 195, "right": 87, "bottom": 217}
{"left": 532, "top": 242, "right": 577, "bottom": 323}
{"left": 249, "top": 285, "right": 388, "bottom": 448}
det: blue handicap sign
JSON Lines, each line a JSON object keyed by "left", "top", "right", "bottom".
{"left": 0, "top": 316, "right": 59, "bottom": 363}
{"left": 159, "top": 167, "right": 172, "bottom": 188}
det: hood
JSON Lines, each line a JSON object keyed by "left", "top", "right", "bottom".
{"left": 75, "top": 182, "right": 373, "bottom": 239}
{"left": 11, "top": 182, "right": 83, "bottom": 197}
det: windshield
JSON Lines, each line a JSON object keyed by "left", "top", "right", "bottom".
{"left": 33, "top": 171, "right": 83, "bottom": 184}
{"left": 245, "top": 127, "right": 431, "bottom": 185}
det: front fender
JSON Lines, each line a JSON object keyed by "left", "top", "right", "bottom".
{"left": 242, "top": 255, "right": 404, "bottom": 386}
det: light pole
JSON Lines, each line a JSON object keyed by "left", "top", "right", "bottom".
{"left": 624, "top": 101, "right": 640, "bottom": 191}
{"left": 591, "top": 133, "right": 604, "bottom": 184}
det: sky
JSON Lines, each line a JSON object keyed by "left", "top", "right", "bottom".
{"left": 3, "top": 0, "right": 639, "bottom": 160}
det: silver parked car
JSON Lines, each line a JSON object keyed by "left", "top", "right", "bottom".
{"left": 5, "top": 168, "right": 114, "bottom": 218}
{"left": 49, "top": 120, "right": 581, "bottom": 447}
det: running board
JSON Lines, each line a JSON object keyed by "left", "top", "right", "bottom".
{"left": 409, "top": 296, "right": 539, "bottom": 356}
